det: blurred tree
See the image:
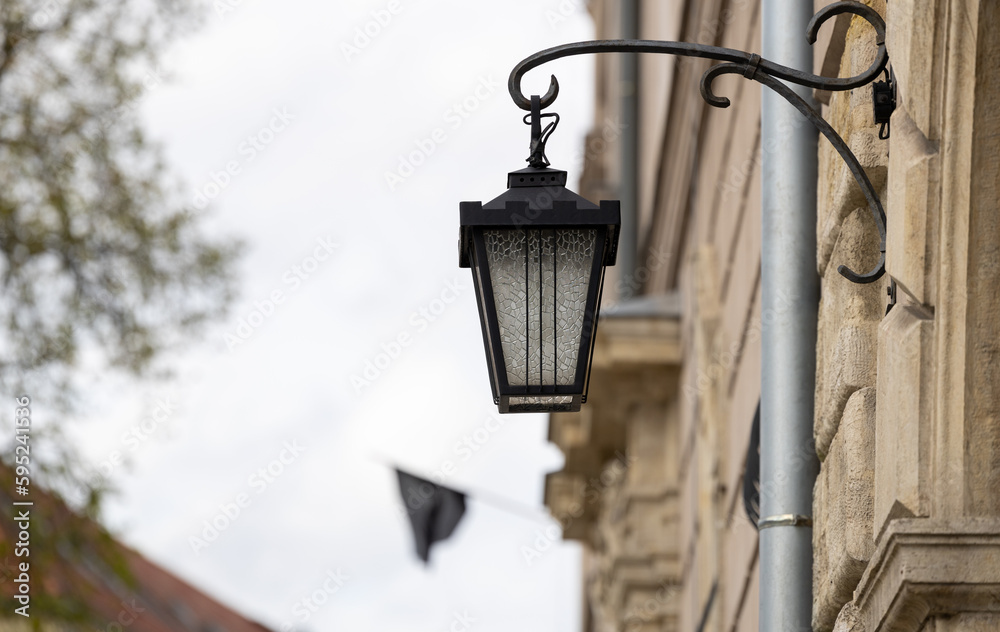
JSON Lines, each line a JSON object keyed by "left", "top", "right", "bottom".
{"left": 0, "top": 0, "right": 239, "bottom": 401}
{"left": 0, "top": 0, "right": 239, "bottom": 621}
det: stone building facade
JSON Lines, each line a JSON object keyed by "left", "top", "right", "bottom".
{"left": 542, "top": 1, "right": 1000, "bottom": 631}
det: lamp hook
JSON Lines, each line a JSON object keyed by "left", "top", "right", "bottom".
{"left": 524, "top": 95, "right": 560, "bottom": 169}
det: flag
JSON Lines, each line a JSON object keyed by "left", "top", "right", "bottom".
{"left": 396, "top": 469, "right": 467, "bottom": 563}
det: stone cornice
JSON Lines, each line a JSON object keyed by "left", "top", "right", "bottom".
{"left": 854, "top": 518, "right": 1000, "bottom": 631}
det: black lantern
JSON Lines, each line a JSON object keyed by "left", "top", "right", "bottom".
{"left": 459, "top": 153, "right": 620, "bottom": 413}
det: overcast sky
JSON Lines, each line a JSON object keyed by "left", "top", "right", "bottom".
{"left": 65, "top": 1, "right": 600, "bottom": 630}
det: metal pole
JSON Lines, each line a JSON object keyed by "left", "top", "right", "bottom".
{"left": 760, "top": 0, "right": 820, "bottom": 630}
{"left": 619, "top": 0, "right": 638, "bottom": 299}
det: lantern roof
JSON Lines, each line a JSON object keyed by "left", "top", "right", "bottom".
{"left": 459, "top": 166, "right": 619, "bottom": 269}
{"left": 481, "top": 167, "right": 600, "bottom": 212}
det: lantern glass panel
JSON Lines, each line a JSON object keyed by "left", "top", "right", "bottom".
{"left": 484, "top": 227, "right": 597, "bottom": 387}
{"left": 507, "top": 396, "right": 575, "bottom": 413}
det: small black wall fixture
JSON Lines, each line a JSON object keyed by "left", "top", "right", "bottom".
{"left": 459, "top": 1, "right": 891, "bottom": 414}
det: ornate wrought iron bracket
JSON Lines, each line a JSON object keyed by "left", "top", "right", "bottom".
{"left": 508, "top": 1, "right": 889, "bottom": 284}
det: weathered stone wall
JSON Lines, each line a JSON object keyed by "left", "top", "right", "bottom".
{"left": 547, "top": 0, "right": 1000, "bottom": 630}
{"left": 811, "top": 2, "right": 887, "bottom": 629}
{"left": 814, "top": 0, "right": 1000, "bottom": 630}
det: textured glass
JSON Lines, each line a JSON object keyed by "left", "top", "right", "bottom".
{"left": 508, "top": 396, "right": 574, "bottom": 413}
{"left": 554, "top": 229, "right": 596, "bottom": 384}
{"left": 485, "top": 230, "right": 529, "bottom": 384}
{"left": 484, "top": 228, "right": 597, "bottom": 387}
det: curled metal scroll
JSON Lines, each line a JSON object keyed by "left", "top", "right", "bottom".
{"left": 704, "top": 63, "right": 886, "bottom": 283}
{"left": 507, "top": 0, "right": 888, "bottom": 283}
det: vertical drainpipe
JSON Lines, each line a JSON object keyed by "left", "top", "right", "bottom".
{"left": 760, "top": 0, "right": 820, "bottom": 630}
{"left": 619, "top": 0, "right": 638, "bottom": 299}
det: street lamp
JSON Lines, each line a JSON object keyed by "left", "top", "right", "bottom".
{"left": 459, "top": 98, "right": 620, "bottom": 413}
{"left": 457, "top": 4, "right": 896, "bottom": 632}
{"left": 460, "top": 1, "right": 892, "bottom": 414}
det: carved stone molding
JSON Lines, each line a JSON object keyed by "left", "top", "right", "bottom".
{"left": 853, "top": 518, "right": 1000, "bottom": 632}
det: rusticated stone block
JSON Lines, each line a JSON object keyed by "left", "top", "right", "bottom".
{"left": 816, "top": 2, "right": 889, "bottom": 278}
{"left": 815, "top": 308, "right": 877, "bottom": 460}
{"left": 813, "top": 388, "right": 877, "bottom": 631}
{"left": 815, "top": 209, "right": 883, "bottom": 459}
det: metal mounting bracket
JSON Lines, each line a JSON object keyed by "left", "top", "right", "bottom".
{"left": 872, "top": 66, "right": 897, "bottom": 139}
{"left": 507, "top": 0, "right": 890, "bottom": 284}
